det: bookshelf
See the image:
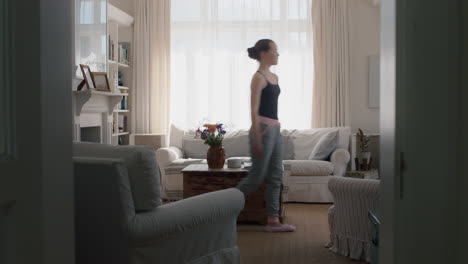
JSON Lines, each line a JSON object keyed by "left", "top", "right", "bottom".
{"left": 108, "top": 3, "right": 134, "bottom": 145}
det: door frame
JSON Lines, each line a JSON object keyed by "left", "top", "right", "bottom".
{"left": 379, "top": 0, "right": 397, "bottom": 262}
{"left": 0, "top": 0, "right": 75, "bottom": 263}
{"left": 380, "top": 0, "right": 466, "bottom": 263}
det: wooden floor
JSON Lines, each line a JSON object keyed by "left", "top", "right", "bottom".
{"left": 237, "top": 203, "right": 366, "bottom": 264}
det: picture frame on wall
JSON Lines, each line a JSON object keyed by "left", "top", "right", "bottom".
{"left": 91, "top": 72, "right": 111, "bottom": 92}
{"left": 78, "top": 64, "right": 95, "bottom": 91}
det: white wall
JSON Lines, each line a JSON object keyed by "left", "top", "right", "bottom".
{"left": 109, "top": 0, "right": 134, "bottom": 16}
{"left": 349, "top": 0, "right": 381, "bottom": 134}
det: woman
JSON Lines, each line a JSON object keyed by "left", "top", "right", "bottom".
{"left": 237, "top": 39, "right": 296, "bottom": 232}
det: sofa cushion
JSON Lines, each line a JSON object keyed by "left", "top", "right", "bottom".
{"left": 165, "top": 158, "right": 205, "bottom": 174}
{"left": 281, "top": 129, "right": 296, "bottom": 160}
{"left": 183, "top": 138, "right": 209, "bottom": 159}
{"left": 223, "top": 129, "right": 250, "bottom": 158}
{"left": 284, "top": 160, "right": 334, "bottom": 176}
{"left": 183, "top": 129, "right": 252, "bottom": 159}
{"left": 73, "top": 142, "right": 162, "bottom": 210}
{"left": 169, "top": 158, "right": 205, "bottom": 167}
{"left": 309, "top": 129, "right": 339, "bottom": 160}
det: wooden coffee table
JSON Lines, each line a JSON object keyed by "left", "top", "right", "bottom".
{"left": 182, "top": 164, "right": 285, "bottom": 224}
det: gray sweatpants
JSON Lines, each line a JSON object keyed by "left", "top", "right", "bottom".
{"left": 236, "top": 123, "right": 284, "bottom": 216}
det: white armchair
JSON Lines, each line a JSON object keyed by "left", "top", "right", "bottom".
{"left": 73, "top": 142, "right": 245, "bottom": 264}
{"left": 326, "top": 176, "right": 380, "bottom": 262}
{"left": 330, "top": 148, "right": 351, "bottom": 176}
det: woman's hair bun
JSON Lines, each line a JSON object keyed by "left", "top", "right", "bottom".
{"left": 247, "top": 47, "right": 259, "bottom": 60}
{"left": 247, "top": 39, "right": 274, "bottom": 61}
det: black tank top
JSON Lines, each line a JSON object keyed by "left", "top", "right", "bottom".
{"left": 257, "top": 71, "right": 280, "bottom": 120}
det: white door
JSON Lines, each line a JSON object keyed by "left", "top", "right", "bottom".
{"left": 0, "top": 0, "right": 75, "bottom": 263}
{"left": 380, "top": 1, "right": 467, "bottom": 263}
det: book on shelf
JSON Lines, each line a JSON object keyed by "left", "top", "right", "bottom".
{"left": 118, "top": 71, "right": 123, "bottom": 86}
{"left": 109, "top": 37, "right": 116, "bottom": 62}
{"left": 108, "top": 36, "right": 112, "bottom": 60}
{"left": 118, "top": 42, "right": 130, "bottom": 65}
{"left": 120, "top": 96, "right": 128, "bottom": 110}
{"left": 113, "top": 114, "right": 118, "bottom": 133}
{"left": 118, "top": 115, "right": 124, "bottom": 132}
{"left": 117, "top": 115, "right": 128, "bottom": 133}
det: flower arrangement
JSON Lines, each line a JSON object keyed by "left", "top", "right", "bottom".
{"left": 195, "top": 123, "right": 227, "bottom": 147}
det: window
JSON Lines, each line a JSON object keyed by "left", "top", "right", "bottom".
{"left": 75, "top": 0, "right": 107, "bottom": 76}
{"left": 171, "top": 0, "right": 313, "bottom": 129}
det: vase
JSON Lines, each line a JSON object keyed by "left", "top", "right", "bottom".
{"left": 207, "top": 145, "right": 226, "bottom": 169}
{"left": 358, "top": 151, "right": 372, "bottom": 171}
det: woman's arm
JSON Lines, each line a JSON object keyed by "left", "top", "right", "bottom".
{"left": 250, "top": 73, "right": 267, "bottom": 157}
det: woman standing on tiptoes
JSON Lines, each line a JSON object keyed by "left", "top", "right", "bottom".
{"left": 236, "top": 39, "right": 296, "bottom": 232}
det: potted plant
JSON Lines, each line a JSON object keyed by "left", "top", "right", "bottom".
{"left": 357, "top": 128, "right": 372, "bottom": 171}
{"left": 195, "top": 123, "right": 227, "bottom": 169}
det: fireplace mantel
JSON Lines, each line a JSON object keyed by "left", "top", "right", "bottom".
{"left": 72, "top": 89, "right": 124, "bottom": 144}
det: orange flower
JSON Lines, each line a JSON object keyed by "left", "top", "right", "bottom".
{"left": 208, "top": 126, "right": 217, "bottom": 133}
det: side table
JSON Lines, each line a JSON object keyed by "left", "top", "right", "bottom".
{"left": 182, "top": 164, "right": 288, "bottom": 224}
{"left": 345, "top": 169, "right": 379, "bottom": 180}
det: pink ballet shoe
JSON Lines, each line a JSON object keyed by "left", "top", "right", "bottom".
{"left": 264, "top": 223, "right": 296, "bottom": 232}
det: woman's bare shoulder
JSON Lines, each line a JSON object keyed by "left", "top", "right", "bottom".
{"left": 251, "top": 72, "right": 267, "bottom": 89}
{"left": 252, "top": 71, "right": 264, "bottom": 80}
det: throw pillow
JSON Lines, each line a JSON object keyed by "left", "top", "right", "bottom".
{"left": 308, "top": 129, "right": 339, "bottom": 160}
{"left": 169, "top": 124, "right": 185, "bottom": 150}
{"left": 292, "top": 128, "right": 334, "bottom": 160}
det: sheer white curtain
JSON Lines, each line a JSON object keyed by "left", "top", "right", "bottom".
{"left": 311, "top": 0, "right": 350, "bottom": 128}
{"left": 132, "top": 0, "right": 171, "bottom": 134}
{"left": 171, "top": 0, "right": 313, "bottom": 129}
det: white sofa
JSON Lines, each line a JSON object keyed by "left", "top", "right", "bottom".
{"left": 155, "top": 125, "right": 351, "bottom": 203}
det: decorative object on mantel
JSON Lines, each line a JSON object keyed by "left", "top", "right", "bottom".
{"left": 91, "top": 72, "right": 111, "bottom": 92}
{"left": 355, "top": 128, "right": 373, "bottom": 171}
{"left": 195, "top": 123, "right": 227, "bottom": 169}
{"left": 78, "top": 64, "right": 95, "bottom": 91}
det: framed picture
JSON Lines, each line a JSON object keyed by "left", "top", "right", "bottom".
{"left": 79, "top": 64, "right": 95, "bottom": 90}
{"left": 91, "top": 72, "right": 111, "bottom": 92}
